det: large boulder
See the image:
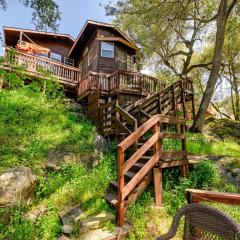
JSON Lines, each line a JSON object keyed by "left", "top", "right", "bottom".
{"left": 45, "top": 149, "right": 79, "bottom": 170}
{"left": 0, "top": 167, "right": 38, "bottom": 207}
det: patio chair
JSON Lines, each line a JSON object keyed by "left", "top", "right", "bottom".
{"left": 156, "top": 203, "right": 240, "bottom": 240}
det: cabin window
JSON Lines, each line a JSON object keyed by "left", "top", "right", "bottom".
{"left": 50, "top": 52, "right": 62, "bottom": 62}
{"left": 101, "top": 42, "right": 114, "bottom": 58}
{"left": 88, "top": 48, "right": 93, "bottom": 66}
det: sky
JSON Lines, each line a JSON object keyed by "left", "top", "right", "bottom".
{"left": 0, "top": 0, "right": 114, "bottom": 55}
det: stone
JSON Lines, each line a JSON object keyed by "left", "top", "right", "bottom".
{"left": 61, "top": 224, "right": 73, "bottom": 234}
{"left": 26, "top": 205, "right": 48, "bottom": 221}
{"left": 45, "top": 149, "right": 79, "bottom": 170}
{"left": 0, "top": 167, "right": 38, "bottom": 207}
{"left": 58, "top": 236, "right": 70, "bottom": 240}
{"left": 93, "top": 135, "right": 108, "bottom": 153}
{"left": 60, "top": 205, "right": 83, "bottom": 225}
{"left": 79, "top": 152, "right": 100, "bottom": 169}
{"left": 79, "top": 229, "right": 115, "bottom": 240}
{"left": 80, "top": 212, "right": 115, "bottom": 232}
{"left": 78, "top": 224, "right": 131, "bottom": 240}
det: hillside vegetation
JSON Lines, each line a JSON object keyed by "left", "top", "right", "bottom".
{"left": 0, "top": 76, "right": 239, "bottom": 239}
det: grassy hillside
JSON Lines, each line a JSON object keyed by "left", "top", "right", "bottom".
{"left": 0, "top": 84, "right": 239, "bottom": 240}
{"left": 0, "top": 87, "right": 116, "bottom": 239}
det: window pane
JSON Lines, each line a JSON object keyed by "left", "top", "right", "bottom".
{"left": 101, "top": 42, "right": 114, "bottom": 58}
{"left": 102, "top": 50, "right": 114, "bottom": 58}
{"left": 50, "top": 52, "right": 62, "bottom": 62}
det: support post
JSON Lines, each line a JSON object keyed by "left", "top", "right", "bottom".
{"left": 118, "top": 147, "right": 125, "bottom": 227}
{"left": 153, "top": 167, "right": 162, "bottom": 207}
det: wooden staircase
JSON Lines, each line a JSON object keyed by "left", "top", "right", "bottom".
{"left": 100, "top": 78, "right": 194, "bottom": 226}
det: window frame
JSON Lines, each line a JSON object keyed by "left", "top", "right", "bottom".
{"left": 50, "top": 52, "right": 62, "bottom": 63}
{"left": 101, "top": 42, "right": 114, "bottom": 58}
{"left": 88, "top": 48, "right": 93, "bottom": 67}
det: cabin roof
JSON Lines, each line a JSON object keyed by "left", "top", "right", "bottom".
{"left": 68, "top": 20, "right": 139, "bottom": 58}
{"left": 3, "top": 26, "right": 75, "bottom": 47}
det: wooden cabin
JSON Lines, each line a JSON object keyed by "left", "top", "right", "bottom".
{"left": 2, "top": 20, "right": 165, "bottom": 124}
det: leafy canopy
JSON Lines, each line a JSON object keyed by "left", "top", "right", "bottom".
{"left": 0, "top": 0, "right": 61, "bottom": 31}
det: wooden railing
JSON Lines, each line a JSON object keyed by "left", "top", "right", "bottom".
{"left": 78, "top": 70, "right": 166, "bottom": 98}
{"left": 186, "top": 189, "right": 240, "bottom": 206}
{"left": 5, "top": 48, "right": 80, "bottom": 84}
{"left": 125, "top": 78, "right": 194, "bottom": 121}
{"left": 99, "top": 100, "right": 117, "bottom": 136}
{"left": 117, "top": 114, "right": 187, "bottom": 226}
{"left": 115, "top": 105, "right": 138, "bottom": 137}
{"left": 109, "top": 70, "right": 165, "bottom": 93}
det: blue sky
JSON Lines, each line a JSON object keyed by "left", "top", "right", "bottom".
{"left": 0, "top": 0, "right": 114, "bottom": 55}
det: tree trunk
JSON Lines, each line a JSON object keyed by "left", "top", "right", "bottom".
{"left": 191, "top": 0, "right": 229, "bottom": 132}
{"left": 232, "top": 65, "right": 240, "bottom": 120}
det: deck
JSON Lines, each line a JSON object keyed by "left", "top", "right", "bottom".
{"left": 78, "top": 70, "right": 166, "bottom": 100}
{"left": 3, "top": 48, "right": 80, "bottom": 88}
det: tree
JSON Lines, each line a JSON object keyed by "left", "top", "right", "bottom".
{"left": 106, "top": 1, "right": 216, "bottom": 77}
{"left": 106, "top": 0, "right": 239, "bottom": 131}
{"left": 191, "top": 0, "right": 238, "bottom": 132}
{"left": 0, "top": 0, "right": 61, "bottom": 31}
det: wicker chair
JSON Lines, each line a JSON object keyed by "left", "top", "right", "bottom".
{"left": 156, "top": 204, "right": 240, "bottom": 240}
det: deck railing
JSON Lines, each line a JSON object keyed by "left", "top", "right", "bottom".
{"left": 4, "top": 48, "right": 80, "bottom": 84}
{"left": 109, "top": 70, "right": 165, "bottom": 93}
{"left": 78, "top": 70, "right": 166, "bottom": 97}
{"left": 117, "top": 115, "right": 187, "bottom": 226}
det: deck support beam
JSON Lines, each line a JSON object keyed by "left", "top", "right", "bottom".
{"left": 153, "top": 167, "right": 163, "bottom": 207}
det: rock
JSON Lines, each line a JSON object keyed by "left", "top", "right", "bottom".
{"left": 80, "top": 212, "right": 115, "bottom": 232}
{"left": 93, "top": 135, "right": 108, "bottom": 153}
{"left": 58, "top": 236, "right": 70, "bottom": 240}
{"left": 45, "top": 149, "right": 79, "bottom": 170}
{"left": 60, "top": 205, "right": 83, "bottom": 225}
{"left": 26, "top": 205, "right": 48, "bottom": 221}
{"left": 79, "top": 229, "right": 115, "bottom": 240}
{"left": 0, "top": 167, "right": 38, "bottom": 207}
{"left": 61, "top": 224, "right": 73, "bottom": 234}
{"left": 79, "top": 224, "right": 131, "bottom": 240}
{"left": 79, "top": 152, "right": 100, "bottom": 169}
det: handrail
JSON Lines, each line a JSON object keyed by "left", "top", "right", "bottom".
{"left": 5, "top": 47, "right": 80, "bottom": 84}
{"left": 117, "top": 114, "right": 187, "bottom": 226}
{"left": 5, "top": 47, "right": 79, "bottom": 72}
{"left": 186, "top": 189, "right": 240, "bottom": 205}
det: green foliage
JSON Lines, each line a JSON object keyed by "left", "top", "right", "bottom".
{"left": 0, "top": 0, "right": 61, "bottom": 31}
{"left": 0, "top": 207, "right": 33, "bottom": 240}
{"left": 186, "top": 132, "right": 240, "bottom": 157}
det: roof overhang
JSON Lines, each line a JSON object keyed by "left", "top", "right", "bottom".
{"left": 3, "top": 26, "right": 75, "bottom": 47}
{"left": 68, "top": 20, "right": 139, "bottom": 57}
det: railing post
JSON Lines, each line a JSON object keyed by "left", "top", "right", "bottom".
{"left": 181, "top": 80, "right": 186, "bottom": 119}
{"left": 153, "top": 120, "right": 162, "bottom": 207}
{"left": 118, "top": 146, "right": 125, "bottom": 227}
{"left": 180, "top": 122, "right": 188, "bottom": 177}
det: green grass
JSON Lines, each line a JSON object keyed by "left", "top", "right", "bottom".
{"left": 0, "top": 88, "right": 96, "bottom": 171}
{"left": 186, "top": 133, "right": 240, "bottom": 157}
{"left": 0, "top": 87, "right": 117, "bottom": 239}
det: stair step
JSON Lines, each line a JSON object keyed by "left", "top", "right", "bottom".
{"left": 125, "top": 171, "right": 136, "bottom": 179}
{"left": 134, "top": 162, "right": 145, "bottom": 168}
{"left": 105, "top": 193, "right": 118, "bottom": 208}
{"left": 110, "top": 180, "right": 118, "bottom": 189}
